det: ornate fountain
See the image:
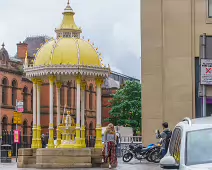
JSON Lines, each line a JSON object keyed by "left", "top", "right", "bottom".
{"left": 57, "top": 111, "right": 76, "bottom": 148}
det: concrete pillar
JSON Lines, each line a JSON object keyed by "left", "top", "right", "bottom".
{"left": 56, "top": 82, "right": 62, "bottom": 146}
{"left": 75, "top": 76, "right": 81, "bottom": 148}
{"left": 81, "top": 82, "right": 86, "bottom": 148}
{"left": 95, "top": 79, "right": 103, "bottom": 149}
{"left": 31, "top": 79, "right": 37, "bottom": 148}
{"left": 37, "top": 80, "right": 42, "bottom": 148}
{"left": 48, "top": 76, "right": 56, "bottom": 148}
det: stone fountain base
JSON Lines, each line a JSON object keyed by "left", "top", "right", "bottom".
{"left": 17, "top": 148, "right": 105, "bottom": 169}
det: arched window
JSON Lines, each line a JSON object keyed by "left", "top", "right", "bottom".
{"left": 2, "top": 78, "right": 8, "bottom": 105}
{"left": 89, "top": 85, "right": 93, "bottom": 110}
{"left": 2, "top": 116, "right": 8, "bottom": 131}
{"left": 12, "top": 80, "right": 17, "bottom": 106}
{"left": 23, "top": 87, "right": 28, "bottom": 111}
{"left": 31, "top": 89, "right": 33, "bottom": 111}
{"left": 23, "top": 120, "right": 28, "bottom": 143}
{"left": 89, "top": 122, "right": 93, "bottom": 136}
{"left": 67, "top": 82, "right": 72, "bottom": 107}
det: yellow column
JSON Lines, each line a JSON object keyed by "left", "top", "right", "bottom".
{"left": 31, "top": 79, "right": 37, "bottom": 148}
{"left": 95, "top": 79, "right": 104, "bottom": 149}
{"left": 75, "top": 76, "right": 82, "bottom": 148}
{"left": 81, "top": 82, "right": 86, "bottom": 148}
{"left": 48, "top": 76, "right": 56, "bottom": 148}
{"left": 37, "top": 80, "right": 42, "bottom": 148}
{"left": 56, "top": 82, "right": 62, "bottom": 146}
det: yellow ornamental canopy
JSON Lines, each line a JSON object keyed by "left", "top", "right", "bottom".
{"left": 34, "top": 38, "right": 101, "bottom": 67}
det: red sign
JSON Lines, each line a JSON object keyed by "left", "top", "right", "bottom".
{"left": 17, "top": 108, "right": 24, "bottom": 113}
{"left": 206, "top": 68, "right": 212, "bottom": 74}
{"left": 14, "top": 130, "right": 21, "bottom": 144}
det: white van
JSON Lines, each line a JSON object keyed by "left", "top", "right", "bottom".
{"left": 160, "top": 117, "right": 212, "bottom": 170}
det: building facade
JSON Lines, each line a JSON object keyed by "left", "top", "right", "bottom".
{"left": 141, "top": 0, "right": 212, "bottom": 145}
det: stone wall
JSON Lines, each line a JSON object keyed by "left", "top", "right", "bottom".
{"left": 17, "top": 148, "right": 115, "bottom": 169}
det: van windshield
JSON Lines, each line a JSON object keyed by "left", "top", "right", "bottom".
{"left": 186, "top": 128, "right": 212, "bottom": 166}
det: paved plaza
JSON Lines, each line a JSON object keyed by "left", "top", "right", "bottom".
{"left": 0, "top": 158, "right": 160, "bottom": 170}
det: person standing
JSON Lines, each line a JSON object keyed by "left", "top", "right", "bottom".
{"left": 156, "top": 122, "right": 172, "bottom": 157}
{"left": 41, "top": 134, "right": 46, "bottom": 148}
{"left": 102, "top": 123, "right": 118, "bottom": 169}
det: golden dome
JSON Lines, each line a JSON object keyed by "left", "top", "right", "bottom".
{"left": 34, "top": 38, "right": 101, "bottom": 67}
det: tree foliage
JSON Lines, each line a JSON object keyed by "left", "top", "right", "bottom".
{"left": 105, "top": 81, "right": 142, "bottom": 131}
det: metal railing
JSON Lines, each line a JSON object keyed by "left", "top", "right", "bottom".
{"left": 120, "top": 136, "right": 142, "bottom": 144}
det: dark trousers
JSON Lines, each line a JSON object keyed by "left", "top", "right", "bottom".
{"left": 162, "top": 148, "right": 167, "bottom": 157}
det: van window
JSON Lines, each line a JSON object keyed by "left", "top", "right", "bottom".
{"left": 186, "top": 128, "right": 212, "bottom": 165}
{"left": 169, "top": 128, "right": 181, "bottom": 164}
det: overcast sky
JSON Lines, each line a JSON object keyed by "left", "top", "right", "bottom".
{"left": 0, "top": 0, "right": 141, "bottom": 79}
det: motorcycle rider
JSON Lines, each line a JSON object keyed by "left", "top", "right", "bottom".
{"left": 155, "top": 122, "right": 172, "bottom": 157}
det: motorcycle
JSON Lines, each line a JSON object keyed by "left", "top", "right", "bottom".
{"left": 145, "top": 143, "right": 162, "bottom": 162}
{"left": 122, "top": 143, "right": 155, "bottom": 162}
{"left": 148, "top": 143, "right": 163, "bottom": 163}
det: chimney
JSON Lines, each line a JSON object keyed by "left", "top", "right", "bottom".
{"left": 17, "top": 41, "right": 28, "bottom": 60}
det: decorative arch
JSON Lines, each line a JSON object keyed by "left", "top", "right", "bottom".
{"left": 89, "top": 84, "right": 93, "bottom": 110}
{"left": 12, "top": 79, "right": 18, "bottom": 106}
{"left": 23, "top": 86, "right": 28, "bottom": 111}
{"left": 2, "top": 77, "right": 8, "bottom": 105}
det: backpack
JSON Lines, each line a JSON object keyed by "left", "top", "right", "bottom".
{"left": 164, "top": 130, "right": 172, "bottom": 151}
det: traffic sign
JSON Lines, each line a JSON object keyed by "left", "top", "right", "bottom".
{"left": 16, "top": 101, "right": 24, "bottom": 113}
{"left": 13, "top": 112, "right": 22, "bottom": 125}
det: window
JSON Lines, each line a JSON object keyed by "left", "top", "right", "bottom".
{"left": 2, "top": 78, "right": 8, "bottom": 105}
{"left": 169, "top": 128, "right": 181, "bottom": 164}
{"left": 209, "top": 0, "right": 212, "bottom": 18}
{"left": 12, "top": 80, "right": 17, "bottom": 106}
{"left": 186, "top": 128, "right": 212, "bottom": 165}
{"left": 23, "top": 87, "right": 28, "bottom": 111}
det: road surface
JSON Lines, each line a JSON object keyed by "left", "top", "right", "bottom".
{"left": 0, "top": 158, "right": 161, "bottom": 170}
